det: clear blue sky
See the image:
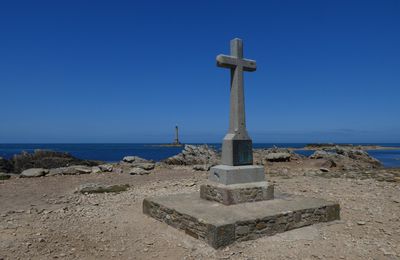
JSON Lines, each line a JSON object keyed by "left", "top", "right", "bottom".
{"left": 1, "top": 0, "right": 399, "bottom": 143}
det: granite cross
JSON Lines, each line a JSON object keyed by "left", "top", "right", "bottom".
{"left": 217, "top": 38, "right": 257, "bottom": 166}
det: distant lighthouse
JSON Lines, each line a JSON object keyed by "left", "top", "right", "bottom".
{"left": 173, "top": 125, "right": 181, "bottom": 145}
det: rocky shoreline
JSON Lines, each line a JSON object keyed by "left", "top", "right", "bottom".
{"left": 0, "top": 144, "right": 399, "bottom": 183}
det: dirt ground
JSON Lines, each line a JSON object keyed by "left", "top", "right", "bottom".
{"left": 1, "top": 167, "right": 399, "bottom": 260}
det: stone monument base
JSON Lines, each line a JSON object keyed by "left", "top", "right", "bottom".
{"left": 143, "top": 192, "right": 340, "bottom": 249}
{"left": 200, "top": 181, "right": 274, "bottom": 205}
{"left": 208, "top": 165, "right": 265, "bottom": 185}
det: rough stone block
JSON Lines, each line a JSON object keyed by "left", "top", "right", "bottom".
{"left": 143, "top": 193, "right": 340, "bottom": 249}
{"left": 200, "top": 181, "right": 274, "bottom": 205}
{"left": 209, "top": 165, "right": 265, "bottom": 185}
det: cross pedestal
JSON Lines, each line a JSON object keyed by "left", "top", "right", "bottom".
{"left": 143, "top": 38, "right": 340, "bottom": 249}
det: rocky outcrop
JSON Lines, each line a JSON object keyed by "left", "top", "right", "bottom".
{"left": 11, "top": 150, "right": 99, "bottom": 173}
{"left": 163, "top": 145, "right": 220, "bottom": 166}
{"left": 254, "top": 147, "right": 305, "bottom": 164}
{"left": 121, "top": 156, "right": 155, "bottom": 173}
{"left": 309, "top": 146, "right": 382, "bottom": 170}
{"left": 122, "top": 156, "right": 150, "bottom": 164}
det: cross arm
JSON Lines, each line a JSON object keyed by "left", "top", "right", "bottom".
{"left": 216, "top": 54, "right": 257, "bottom": 71}
{"left": 216, "top": 54, "right": 237, "bottom": 69}
{"left": 242, "top": 59, "right": 257, "bottom": 72}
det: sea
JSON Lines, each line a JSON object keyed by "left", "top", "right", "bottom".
{"left": 0, "top": 143, "right": 400, "bottom": 168}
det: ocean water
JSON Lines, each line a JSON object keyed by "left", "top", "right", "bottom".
{"left": 0, "top": 143, "right": 399, "bottom": 168}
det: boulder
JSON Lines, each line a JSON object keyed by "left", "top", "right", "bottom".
{"left": 163, "top": 145, "right": 220, "bottom": 166}
{"left": 309, "top": 150, "right": 331, "bottom": 159}
{"left": 265, "top": 152, "right": 291, "bottom": 162}
{"left": 129, "top": 167, "right": 150, "bottom": 175}
{"left": 76, "top": 183, "right": 130, "bottom": 194}
{"left": 122, "top": 156, "right": 149, "bottom": 163}
{"left": 192, "top": 164, "right": 212, "bottom": 171}
{"left": 131, "top": 163, "right": 155, "bottom": 171}
{"left": 91, "top": 166, "right": 102, "bottom": 174}
{"left": 21, "top": 168, "right": 49, "bottom": 177}
{"left": 12, "top": 150, "right": 99, "bottom": 173}
{"left": 254, "top": 147, "right": 304, "bottom": 164}
{"left": 99, "top": 164, "right": 113, "bottom": 172}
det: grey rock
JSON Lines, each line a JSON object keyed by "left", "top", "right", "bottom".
{"left": 164, "top": 145, "right": 220, "bottom": 166}
{"left": 47, "top": 167, "right": 67, "bottom": 176}
{"left": 131, "top": 163, "right": 155, "bottom": 171}
{"left": 91, "top": 166, "right": 102, "bottom": 174}
{"left": 192, "top": 164, "right": 211, "bottom": 171}
{"left": 47, "top": 165, "right": 92, "bottom": 176}
{"left": 21, "top": 168, "right": 49, "bottom": 177}
{"left": 129, "top": 167, "right": 150, "bottom": 175}
{"left": 76, "top": 183, "right": 130, "bottom": 194}
{"left": 99, "top": 164, "right": 113, "bottom": 172}
{"left": 265, "top": 152, "right": 291, "bottom": 162}
{"left": 65, "top": 166, "right": 92, "bottom": 175}
{"left": 309, "top": 146, "right": 381, "bottom": 170}
{"left": 253, "top": 147, "right": 304, "bottom": 164}
{"left": 122, "top": 156, "right": 149, "bottom": 163}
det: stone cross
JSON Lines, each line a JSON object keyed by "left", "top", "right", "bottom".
{"left": 217, "top": 38, "right": 257, "bottom": 166}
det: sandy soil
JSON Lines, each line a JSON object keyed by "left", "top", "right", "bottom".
{"left": 1, "top": 168, "right": 399, "bottom": 260}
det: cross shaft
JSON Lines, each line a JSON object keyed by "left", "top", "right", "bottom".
{"left": 216, "top": 38, "right": 257, "bottom": 166}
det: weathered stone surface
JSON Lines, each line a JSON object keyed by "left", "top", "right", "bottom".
{"left": 91, "top": 166, "right": 102, "bottom": 174}
{"left": 47, "top": 165, "right": 92, "bottom": 176}
{"left": 131, "top": 163, "right": 155, "bottom": 171}
{"left": 143, "top": 192, "right": 340, "bottom": 249}
{"left": 309, "top": 147, "right": 382, "bottom": 170}
{"left": 99, "top": 164, "right": 113, "bottom": 172}
{"left": 192, "top": 164, "right": 212, "bottom": 171}
{"left": 217, "top": 39, "right": 256, "bottom": 166}
{"left": 253, "top": 147, "right": 305, "bottom": 164}
{"left": 122, "top": 156, "right": 149, "bottom": 163}
{"left": 21, "top": 168, "right": 49, "bottom": 177}
{"left": 208, "top": 165, "right": 265, "bottom": 185}
{"left": 265, "top": 152, "right": 291, "bottom": 162}
{"left": 200, "top": 181, "right": 274, "bottom": 205}
{"left": 163, "top": 145, "right": 220, "bottom": 166}
{"left": 76, "top": 183, "right": 129, "bottom": 194}
{"left": 129, "top": 167, "right": 150, "bottom": 175}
